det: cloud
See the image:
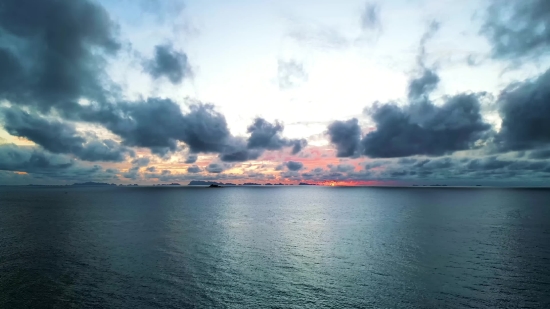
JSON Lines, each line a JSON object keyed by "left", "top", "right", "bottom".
{"left": 345, "top": 155, "right": 550, "bottom": 185}
{"left": 0, "top": 144, "right": 73, "bottom": 173}
{"left": 327, "top": 164, "right": 355, "bottom": 173}
{"left": 360, "top": 3, "right": 381, "bottom": 31}
{"left": 361, "top": 93, "right": 491, "bottom": 158}
{"left": 72, "top": 100, "right": 233, "bottom": 157}
{"left": 0, "top": 0, "right": 248, "bottom": 162}
{"left": 246, "top": 118, "right": 307, "bottom": 155}
{"left": 2, "top": 108, "right": 133, "bottom": 162}
{"left": 0, "top": 0, "right": 310, "bottom": 167}
{"left": 494, "top": 69, "right": 550, "bottom": 151}
{"left": 219, "top": 137, "right": 263, "bottom": 162}
{"left": 206, "top": 163, "right": 225, "bottom": 173}
{"left": 482, "top": 0, "right": 550, "bottom": 60}
{"left": 0, "top": 144, "right": 116, "bottom": 182}
{"left": 327, "top": 118, "right": 361, "bottom": 157}
{"left": 286, "top": 161, "right": 304, "bottom": 171}
{"left": 287, "top": 21, "right": 350, "bottom": 50}
{"left": 0, "top": 0, "right": 119, "bottom": 112}
{"left": 417, "top": 21, "right": 440, "bottom": 67}
{"left": 247, "top": 118, "right": 287, "bottom": 150}
{"left": 138, "top": 0, "right": 186, "bottom": 21}
{"left": 131, "top": 157, "right": 150, "bottom": 167}
{"left": 328, "top": 22, "right": 491, "bottom": 159}
{"left": 529, "top": 149, "right": 550, "bottom": 160}
{"left": 185, "top": 154, "right": 198, "bottom": 164}
{"left": 187, "top": 165, "right": 201, "bottom": 173}
{"left": 123, "top": 166, "right": 141, "bottom": 180}
{"left": 289, "top": 139, "right": 308, "bottom": 155}
{"left": 277, "top": 59, "right": 308, "bottom": 89}
{"left": 408, "top": 69, "right": 440, "bottom": 100}
{"left": 144, "top": 44, "right": 191, "bottom": 84}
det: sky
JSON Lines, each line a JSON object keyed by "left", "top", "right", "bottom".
{"left": 1, "top": 0, "right": 550, "bottom": 186}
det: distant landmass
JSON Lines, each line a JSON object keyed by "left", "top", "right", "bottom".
{"left": 299, "top": 182, "right": 317, "bottom": 186}
{"left": 188, "top": 181, "right": 236, "bottom": 186}
{"left": 154, "top": 183, "right": 181, "bottom": 186}
{"left": 72, "top": 182, "right": 117, "bottom": 186}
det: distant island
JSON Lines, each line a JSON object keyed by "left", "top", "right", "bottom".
{"left": 188, "top": 181, "right": 235, "bottom": 186}
{"left": 299, "top": 182, "right": 317, "bottom": 186}
{"left": 153, "top": 183, "right": 181, "bottom": 186}
{"left": 72, "top": 182, "right": 117, "bottom": 186}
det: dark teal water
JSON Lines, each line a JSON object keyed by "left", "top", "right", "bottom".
{"left": 1, "top": 186, "right": 549, "bottom": 308}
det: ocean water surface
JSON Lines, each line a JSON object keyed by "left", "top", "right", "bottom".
{"left": 1, "top": 186, "right": 549, "bottom": 308}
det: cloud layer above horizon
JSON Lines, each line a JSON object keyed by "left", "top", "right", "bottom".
{"left": 1, "top": 0, "right": 550, "bottom": 186}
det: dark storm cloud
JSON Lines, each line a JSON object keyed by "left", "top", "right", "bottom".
{"left": 466, "top": 156, "right": 512, "bottom": 171}
{"left": 0, "top": 144, "right": 73, "bottom": 173}
{"left": 362, "top": 93, "right": 491, "bottom": 158}
{"left": 286, "top": 161, "right": 304, "bottom": 171}
{"left": 494, "top": 69, "right": 550, "bottom": 151}
{"left": 277, "top": 59, "right": 308, "bottom": 89}
{"left": 327, "top": 118, "right": 361, "bottom": 157}
{"left": 74, "top": 100, "right": 232, "bottom": 156}
{"left": 206, "top": 163, "right": 225, "bottom": 173}
{"left": 187, "top": 165, "right": 201, "bottom": 173}
{"left": 482, "top": 0, "right": 550, "bottom": 60}
{"left": 529, "top": 149, "right": 550, "bottom": 160}
{"left": 0, "top": 144, "right": 117, "bottom": 182}
{"left": 123, "top": 166, "right": 140, "bottom": 180}
{"left": 2, "top": 108, "right": 133, "bottom": 162}
{"left": 0, "top": 0, "right": 119, "bottom": 112}
{"left": 219, "top": 137, "right": 263, "bottom": 162}
{"left": 246, "top": 118, "right": 307, "bottom": 154}
{"left": 180, "top": 104, "right": 232, "bottom": 153}
{"left": 185, "top": 154, "right": 198, "bottom": 164}
{"left": 360, "top": 3, "right": 381, "bottom": 31}
{"left": 144, "top": 44, "right": 191, "bottom": 84}
{"left": 247, "top": 118, "right": 287, "bottom": 150}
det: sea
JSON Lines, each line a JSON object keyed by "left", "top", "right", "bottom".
{"left": 0, "top": 186, "right": 549, "bottom": 308}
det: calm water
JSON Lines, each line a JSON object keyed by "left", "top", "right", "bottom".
{"left": 1, "top": 186, "right": 549, "bottom": 308}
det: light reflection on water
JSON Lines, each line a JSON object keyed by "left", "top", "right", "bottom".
{"left": 1, "top": 186, "right": 549, "bottom": 308}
